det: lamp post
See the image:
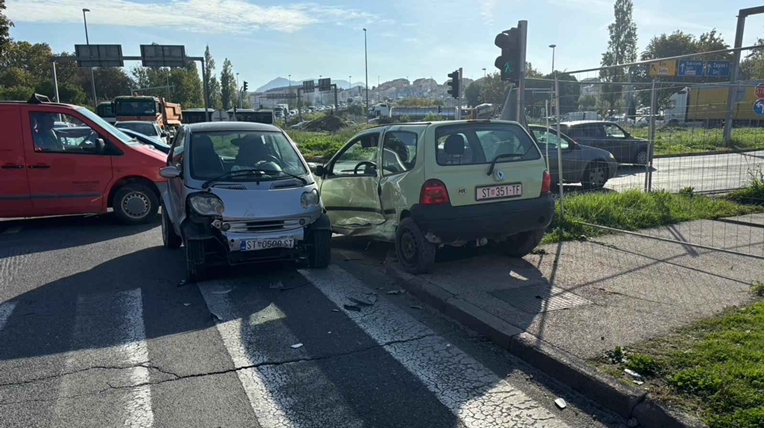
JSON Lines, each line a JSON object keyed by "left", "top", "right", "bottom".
{"left": 82, "top": 9, "right": 97, "bottom": 108}
{"left": 482, "top": 68, "right": 486, "bottom": 78}
{"left": 549, "top": 44, "right": 556, "bottom": 118}
{"left": 236, "top": 72, "right": 240, "bottom": 108}
{"left": 363, "top": 28, "right": 369, "bottom": 113}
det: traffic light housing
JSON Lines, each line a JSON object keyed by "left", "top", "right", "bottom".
{"left": 447, "top": 70, "right": 460, "bottom": 99}
{"left": 243, "top": 81, "right": 248, "bottom": 92}
{"left": 494, "top": 28, "right": 520, "bottom": 83}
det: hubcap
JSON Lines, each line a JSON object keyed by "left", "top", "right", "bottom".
{"left": 122, "top": 192, "right": 150, "bottom": 219}
{"left": 636, "top": 151, "right": 648, "bottom": 165}
{"left": 589, "top": 167, "right": 605, "bottom": 186}
{"left": 400, "top": 230, "right": 418, "bottom": 265}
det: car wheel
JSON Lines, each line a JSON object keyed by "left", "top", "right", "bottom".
{"left": 161, "top": 206, "right": 182, "bottom": 248}
{"left": 581, "top": 162, "right": 607, "bottom": 189}
{"left": 634, "top": 149, "right": 648, "bottom": 165}
{"left": 113, "top": 183, "right": 159, "bottom": 224}
{"left": 395, "top": 218, "right": 436, "bottom": 274}
{"left": 308, "top": 230, "right": 331, "bottom": 269}
{"left": 184, "top": 239, "right": 207, "bottom": 282}
{"left": 501, "top": 229, "right": 545, "bottom": 258}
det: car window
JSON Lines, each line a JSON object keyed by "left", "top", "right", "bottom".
{"left": 584, "top": 124, "right": 605, "bottom": 138}
{"left": 28, "top": 111, "right": 104, "bottom": 155}
{"left": 330, "top": 134, "right": 379, "bottom": 177}
{"left": 531, "top": 128, "right": 569, "bottom": 150}
{"left": 382, "top": 131, "right": 417, "bottom": 176}
{"left": 435, "top": 124, "right": 540, "bottom": 166}
{"left": 171, "top": 127, "right": 185, "bottom": 168}
{"left": 603, "top": 123, "right": 626, "bottom": 138}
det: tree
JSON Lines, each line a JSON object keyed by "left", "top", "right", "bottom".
{"left": 0, "top": 0, "right": 12, "bottom": 59}
{"left": 579, "top": 94, "right": 597, "bottom": 110}
{"left": 465, "top": 80, "right": 482, "bottom": 107}
{"left": 478, "top": 72, "right": 510, "bottom": 106}
{"left": 526, "top": 62, "right": 544, "bottom": 78}
{"left": 600, "top": 0, "right": 638, "bottom": 115}
{"left": 203, "top": 45, "right": 221, "bottom": 109}
{"left": 219, "top": 58, "right": 236, "bottom": 109}
{"left": 740, "top": 39, "right": 764, "bottom": 80}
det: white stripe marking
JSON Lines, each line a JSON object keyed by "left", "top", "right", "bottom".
{"left": 199, "top": 281, "right": 364, "bottom": 428}
{"left": 120, "top": 289, "right": 154, "bottom": 428}
{"left": 301, "top": 265, "right": 570, "bottom": 428}
{"left": 0, "top": 301, "right": 17, "bottom": 331}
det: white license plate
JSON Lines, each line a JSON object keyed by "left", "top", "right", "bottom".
{"left": 240, "top": 238, "right": 294, "bottom": 251}
{"left": 476, "top": 183, "right": 523, "bottom": 201}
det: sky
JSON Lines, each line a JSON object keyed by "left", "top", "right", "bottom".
{"left": 5, "top": 0, "right": 764, "bottom": 90}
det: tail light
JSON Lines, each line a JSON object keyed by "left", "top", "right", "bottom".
{"left": 541, "top": 170, "right": 551, "bottom": 193}
{"left": 420, "top": 179, "right": 450, "bottom": 204}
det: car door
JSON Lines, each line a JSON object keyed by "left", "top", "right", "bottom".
{"left": 319, "top": 132, "right": 386, "bottom": 232}
{"left": 22, "top": 108, "right": 114, "bottom": 215}
{"left": 601, "top": 123, "right": 630, "bottom": 162}
{"left": 0, "top": 105, "right": 32, "bottom": 216}
{"left": 379, "top": 129, "right": 420, "bottom": 223}
{"left": 166, "top": 127, "right": 186, "bottom": 227}
{"left": 530, "top": 127, "right": 581, "bottom": 183}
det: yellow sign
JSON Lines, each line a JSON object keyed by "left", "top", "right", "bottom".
{"left": 649, "top": 60, "right": 677, "bottom": 76}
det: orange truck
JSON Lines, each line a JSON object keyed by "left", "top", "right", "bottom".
{"left": 114, "top": 95, "right": 182, "bottom": 131}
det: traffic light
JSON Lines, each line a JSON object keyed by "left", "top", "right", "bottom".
{"left": 447, "top": 70, "right": 460, "bottom": 99}
{"left": 243, "top": 81, "right": 248, "bottom": 92}
{"left": 494, "top": 28, "right": 520, "bottom": 83}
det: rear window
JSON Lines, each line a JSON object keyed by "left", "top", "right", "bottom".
{"left": 435, "top": 124, "right": 540, "bottom": 166}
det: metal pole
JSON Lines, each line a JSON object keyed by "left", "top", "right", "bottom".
{"left": 516, "top": 20, "right": 528, "bottom": 130}
{"left": 51, "top": 61, "right": 60, "bottom": 102}
{"left": 364, "top": 28, "right": 369, "bottom": 116}
{"left": 549, "top": 44, "right": 556, "bottom": 137}
{"left": 333, "top": 84, "right": 338, "bottom": 114}
{"left": 555, "top": 74, "right": 564, "bottom": 219}
{"left": 200, "top": 58, "right": 211, "bottom": 122}
{"left": 298, "top": 87, "right": 303, "bottom": 122}
{"left": 456, "top": 68, "right": 462, "bottom": 120}
{"left": 544, "top": 99, "right": 550, "bottom": 170}
{"left": 82, "top": 9, "right": 98, "bottom": 108}
{"left": 236, "top": 73, "right": 240, "bottom": 109}
{"left": 723, "top": 11, "right": 748, "bottom": 142}
{"left": 645, "top": 78, "right": 657, "bottom": 191}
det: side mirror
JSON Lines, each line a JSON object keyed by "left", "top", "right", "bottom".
{"left": 161, "top": 132, "right": 169, "bottom": 138}
{"left": 95, "top": 138, "right": 106, "bottom": 153}
{"left": 314, "top": 164, "right": 326, "bottom": 176}
{"left": 159, "top": 166, "right": 181, "bottom": 179}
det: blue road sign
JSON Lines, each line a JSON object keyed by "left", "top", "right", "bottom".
{"left": 706, "top": 61, "right": 731, "bottom": 77}
{"left": 754, "top": 99, "right": 764, "bottom": 115}
{"left": 677, "top": 60, "right": 704, "bottom": 76}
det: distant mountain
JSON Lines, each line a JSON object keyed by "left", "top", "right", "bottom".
{"left": 256, "top": 77, "right": 366, "bottom": 92}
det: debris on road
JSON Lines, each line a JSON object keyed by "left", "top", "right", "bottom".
{"left": 343, "top": 304, "right": 361, "bottom": 312}
{"left": 554, "top": 398, "right": 567, "bottom": 410}
{"left": 349, "top": 296, "right": 376, "bottom": 307}
{"left": 211, "top": 288, "right": 232, "bottom": 295}
{"left": 280, "top": 281, "right": 309, "bottom": 291}
{"left": 531, "top": 248, "right": 547, "bottom": 255}
{"left": 386, "top": 290, "right": 404, "bottom": 295}
{"left": 624, "top": 368, "right": 642, "bottom": 379}
{"left": 290, "top": 343, "right": 304, "bottom": 349}
{"left": 270, "top": 281, "right": 284, "bottom": 289}
{"left": 410, "top": 305, "right": 422, "bottom": 310}
{"left": 183, "top": 303, "right": 191, "bottom": 307}
{"left": 210, "top": 312, "right": 223, "bottom": 322}
{"left": 177, "top": 280, "right": 188, "bottom": 288}
{"left": 331, "top": 309, "right": 340, "bottom": 312}
{"left": 633, "top": 380, "right": 644, "bottom": 386}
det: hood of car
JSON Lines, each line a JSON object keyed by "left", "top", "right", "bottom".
{"left": 206, "top": 181, "right": 321, "bottom": 221}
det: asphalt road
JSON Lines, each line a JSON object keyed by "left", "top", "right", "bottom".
{"left": 0, "top": 214, "right": 625, "bottom": 428}
{"left": 607, "top": 150, "right": 763, "bottom": 193}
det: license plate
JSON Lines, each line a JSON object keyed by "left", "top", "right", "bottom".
{"left": 240, "top": 238, "right": 294, "bottom": 251}
{"left": 476, "top": 183, "right": 523, "bottom": 201}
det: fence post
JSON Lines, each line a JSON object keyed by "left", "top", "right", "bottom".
{"left": 554, "top": 74, "right": 565, "bottom": 219}
{"left": 645, "top": 78, "right": 657, "bottom": 192}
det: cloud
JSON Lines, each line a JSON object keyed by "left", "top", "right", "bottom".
{"left": 479, "top": 0, "right": 497, "bottom": 25}
{"left": 6, "top": 0, "right": 379, "bottom": 34}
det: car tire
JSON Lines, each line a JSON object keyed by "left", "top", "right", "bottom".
{"left": 502, "top": 229, "right": 545, "bottom": 258}
{"left": 308, "top": 230, "right": 331, "bottom": 269}
{"left": 184, "top": 239, "right": 207, "bottom": 282}
{"left": 161, "top": 206, "right": 182, "bottom": 248}
{"left": 113, "top": 183, "right": 159, "bottom": 224}
{"left": 395, "top": 217, "right": 436, "bottom": 274}
{"left": 634, "top": 149, "right": 648, "bottom": 165}
{"left": 581, "top": 162, "right": 608, "bottom": 190}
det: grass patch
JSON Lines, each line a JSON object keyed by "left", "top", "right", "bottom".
{"left": 541, "top": 189, "right": 762, "bottom": 244}
{"left": 591, "top": 296, "right": 764, "bottom": 428}
{"left": 726, "top": 173, "right": 764, "bottom": 206}
{"left": 625, "top": 126, "right": 763, "bottom": 155}
{"left": 287, "top": 124, "right": 372, "bottom": 160}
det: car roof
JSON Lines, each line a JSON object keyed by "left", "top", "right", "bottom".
{"left": 559, "top": 120, "right": 616, "bottom": 126}
{"left": 116, "top": 121, "right": 157, "bottom": 125}
{"left": 366, "top": 119, "right": 523, "bottom": 132}
{"left": 186, "top": 121, "right": 282, "bottom": 133}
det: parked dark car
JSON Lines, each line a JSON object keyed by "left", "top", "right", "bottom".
{"left": 120, "top": 128, "right": 171, "bottom": 153}
{"left": 557, "top": 121, "right": 648, "bottom": 164}
{"left": 529, "top": 125, "right": 618, "bottom": 189}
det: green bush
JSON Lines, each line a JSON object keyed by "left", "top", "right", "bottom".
{"left": 726, "top": 171, "right": 764, "bottom": 206}
{"left": 624, "top": 353, "right": 657, "bottom": 376}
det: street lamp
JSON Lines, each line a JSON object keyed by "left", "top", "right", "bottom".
{"left": 549, "top": 44, "right": 556, "bottom": 74}
{"left": 482, "top": 68, "right": 486, "bottom": 78}
{"left": 363, "top": 28, "right": 369, "bottom": 113}
{"left": 236, "top": 72, "right": 240, "bottom": 108}
{"left": 82, "top": 8, "right": 97, "bottom": 108}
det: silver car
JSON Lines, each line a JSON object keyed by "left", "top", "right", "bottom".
{"left": 159, "top": 122, "right": 331, "bottom": 281}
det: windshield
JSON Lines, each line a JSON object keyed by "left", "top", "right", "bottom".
{"left": 75, "top": 107, "right": 134, "bottom": 144}
{"left": 189, "top": 130, "right": 307, "bottom": 181}
{"left": 115, "top": 99, "right": 157, "bottom": 116}
{"left": 117, "top": 122, "right": 158, "bottom": 136}
{"left": 435, "top": 123, "right": 541, "bottom": 166}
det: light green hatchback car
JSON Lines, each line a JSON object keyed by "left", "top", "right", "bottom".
{"left": 312, "top": 120, "right": 554, "bottom": 273}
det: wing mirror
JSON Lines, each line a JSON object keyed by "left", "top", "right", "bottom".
{"left": 95, "top": 138, "right": 106, "bottom": 153}
{"left": 159, "top": 166, "right": 181, "bottom": 179}
{"left": 309, "top": 164, "right": 326, "bottom": 176}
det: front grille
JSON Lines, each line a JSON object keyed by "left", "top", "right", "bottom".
{"left": 227, "top": 218, "right": 305, "bottom": 233}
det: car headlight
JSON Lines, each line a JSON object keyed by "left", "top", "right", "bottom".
{"left": 300, "top": 189, "right": 320, "bottom": 209}
{"left": 189, "top": 194, "right": 225, "bottom": 216}
{"left": 609, "top": 152, "right": 615, "bottom": 159}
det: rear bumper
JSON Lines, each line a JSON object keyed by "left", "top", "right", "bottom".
{"left": 410, "top": 193, "right": 554, "bottom": 243}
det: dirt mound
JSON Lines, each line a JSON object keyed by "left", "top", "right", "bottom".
{"left": 302, "top": 115, "right": 349, "bottom": 132}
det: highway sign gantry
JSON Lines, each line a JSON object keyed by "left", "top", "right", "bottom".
{"left": 649, "top": 60, "right": 677, "bottom": 76}
{"left": 677, "top": 60, "right": 704, "bottom": 76}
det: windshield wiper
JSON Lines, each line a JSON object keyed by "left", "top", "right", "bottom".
{"left": 258, "top": 169, "right": 308, "bottom": 185}
{"left": 486, "top": 153, "right": 524, "bottom": 176}
{"left": 202, "top": 169, "right": 265, "bottom": 189}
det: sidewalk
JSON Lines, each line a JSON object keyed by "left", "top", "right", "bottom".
{"left": 388, "top": 214, "right": 764, "bottom": 360}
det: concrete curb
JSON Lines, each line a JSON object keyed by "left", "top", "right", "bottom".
{"left": 384, "top": 257, "right": 707, "bottom": 428}
{"left": 653, "top": 147, "right": 762, "bottom": 159}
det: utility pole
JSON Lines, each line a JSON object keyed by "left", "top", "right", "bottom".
{"left": 82, "top": 9, "right": 98, "bottom": 108}
{"left": 516, "top": 20, "right": 528, "bottom": 129}
{"left": 364, "top": 28, "right": 369, "bottom": 114}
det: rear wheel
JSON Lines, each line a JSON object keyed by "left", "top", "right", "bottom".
{"left": 308, "top": 230, "right": 331, "bottom": 268}
{"left": 581, "top": 162, "right": 607, "bottom": 189}
{"left": 395, "top": 218, "right": 436, "bottom": 274}
{"left": 501, "top": 229, "right": 545, "bottom": 258}
{"left": 113, "top": 183, "right": 159, "bottom": 224}
{"left": 161, "top": 206, "right": 182, "bottom": 248}
{"left": 634, "top": 149, "right": 648, "bottom": 165}
{"left": 184, "top": 239, "right": 207, "bottom": 282}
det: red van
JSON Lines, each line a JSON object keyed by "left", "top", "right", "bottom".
{"left": 0, "top": 95, "right": 167, "bottom": 224}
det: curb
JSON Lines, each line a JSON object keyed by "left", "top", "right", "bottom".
{"left": 384, "top": 257, "right": 706, "bottom": 428}
{"left": 653, "top": 147, "right": 762, "bottom": 159}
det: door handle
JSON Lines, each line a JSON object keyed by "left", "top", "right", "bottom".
{"left": 1, "top": 164, "right": 24, "bottom": 169}
{"left": 28, "top": 164, "right": 50, "bottom": 169}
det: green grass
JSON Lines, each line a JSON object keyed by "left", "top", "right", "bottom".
{"left": 541, "top": 189, "right": 763, "bottom": 244}
{"left": 726, "top": 173, "right": 764, "bottom": 206}
{"left": 625, "top": 126, "right": 763, "bottom": 155}
{"left": 287, "top": 125, "right": 372, "bottom": 160}
{"left": 592, "top": 295, "right": 764, "bottom": 428}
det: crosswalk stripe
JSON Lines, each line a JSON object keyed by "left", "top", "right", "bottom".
{"left": 0, "top": 301, "right": 16, "bottom": 331}
{"left": 53, "top": 289, "right": 153, "bottom": 428}
{"left": 301, "top": 265, "right": 570, "bottom": 428}
{"left": 199, "top": 281, "right": 365, "bottom": 428}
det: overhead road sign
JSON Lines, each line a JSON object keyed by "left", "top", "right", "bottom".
{"left": 677, "top": 60, "right": 704, "bottom": 76}
{"left": 74, "top": 44, "right": 124, "bottom": 67}
{"left": 140, "top": 45, "right": 186, "bottom": 68}
{"left": 318, "top": 78, "right": 332, "bottom": 91}
{"left": 649, "top": 60, "right": 676, "bottom": 76}
{"left": 302, "top": 80, "right": 315, "bottom": 91}
{"left": 705, "top": 60, "right": 730, "bottom": 77}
